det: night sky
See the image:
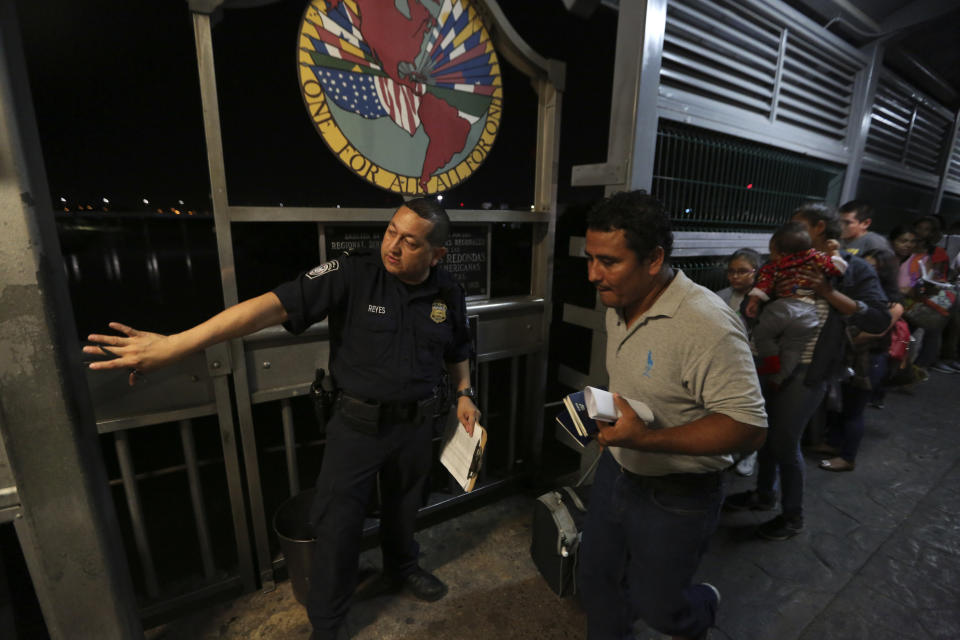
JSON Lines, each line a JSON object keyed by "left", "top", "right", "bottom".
{"left": 14, "top": 0, "right": 618, "bottom": 213}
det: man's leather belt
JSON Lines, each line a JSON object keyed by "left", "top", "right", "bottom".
{"left": 618, "top": 464, "right": 723, "bottom": 494}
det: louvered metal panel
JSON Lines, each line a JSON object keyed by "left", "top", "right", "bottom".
{"left": 949, "top": 135, "right": 960, "bottom": 184}
{"left": 865, "top": 72, "right": 953, "bottom": 177}
{"left": 945, "top": 133, "right": 960, "bottom": 196}
{"left": 660, "top": 0, "right": 863, "bottom": 148}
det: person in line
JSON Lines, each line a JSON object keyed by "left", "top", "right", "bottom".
{"left": 743, "top": 225, "right": 846, "bottom": 320}
{"left": 890, "top": 225, "right": 920, "bottom": 293}
{"left": 84, "top": 198, "right": 481, "bottom": 640}
{"left": 725, "top": 203, "right": 889, "bottom": 541}
{"left": 817, "top": 247, "right": 904, "bottom": 472}
{"left": 749, "top": 223, "right": 841, "bottom": 390}
{"left": 879, "top": 225, "right": 928, "bottom": 393}
{"left": 578, "top": 191, "right": 768, "bottom": 640}
{"left": 913, "top": 216, "right": 950, "bottom": 281}
{"left": 716, "top": 248, "right": 763, "bottom": 476}
{"left": 716, "top": 248, "right": 761, "bottom": 324}
{"left": 838, "top": 200, "right": 891, "bottom": 256}
{"left": 936, "top": 221, "right": 960, "bottom": 372}
{"left": 910, "top": 216, "right": 951, "bottom": 371}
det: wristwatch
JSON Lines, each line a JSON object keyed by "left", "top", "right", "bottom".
{"left": 455, "top": 386, "right": 476, "bottom": 400}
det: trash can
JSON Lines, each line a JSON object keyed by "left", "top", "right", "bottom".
{"left": 273, "top": 488, "right": 317, "bottom": 605}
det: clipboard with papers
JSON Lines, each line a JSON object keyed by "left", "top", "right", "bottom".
{"left": 440, "top": 421, "right": 487, "bottom": 492}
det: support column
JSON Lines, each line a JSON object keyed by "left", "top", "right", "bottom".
{"left": 0, "top": 1, "right": 142, "bottom": 637}
{"left": 931, "top": 111, "right": 960, "bottom": 215}
{"left": 190, "top": 7, "right": 274, "bottom": 591}
{"left": 571, "top": 0, "right": 666, "bottom": 195}
{"left": 840, "top": 43, "right": 883, "bottom": 203}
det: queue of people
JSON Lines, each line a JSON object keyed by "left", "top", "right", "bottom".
{"left": 722, "top": 201, "right": 958, "bottom": 530}
{"left": 83, "top": 192, "right": 957, "bottom": 640}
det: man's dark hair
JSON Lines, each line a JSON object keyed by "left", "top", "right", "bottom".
{"left": 771, "top": 221, "right": 812, "bottom": 255}
{"left": 792, "top": 202, "right": 841, "bottom": 241}
{"left": 404, "top": 197, "right": 450, "bottom": 246}
{"left": 586, "top": 191, "right": 673, "bottom": 262}
{"left": 838, "top": 200, "right": 873, "bottom": 222}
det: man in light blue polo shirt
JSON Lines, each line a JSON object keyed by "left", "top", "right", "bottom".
{"left": 577, "top": 191, "right": 768, "bottom": 640}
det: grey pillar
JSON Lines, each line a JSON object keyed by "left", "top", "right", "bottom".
{"left": 931, "top": 111, "right": 960, "bottom": 215}
{"left": 840, "top": 43, "right": 883, "bottom": 203}
{"left": 571, "top": 0, "right": 666, "bottom": 194}
{"left": 0, "top": 1, "right": 143, "bottom": 638}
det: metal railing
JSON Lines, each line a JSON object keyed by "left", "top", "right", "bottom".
{"left": 652, "top": 123, "right": 845, "bottom": 230}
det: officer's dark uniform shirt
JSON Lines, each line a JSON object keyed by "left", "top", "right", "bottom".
{"left": 272, "top": 251, "right": 470, "bottom": 403}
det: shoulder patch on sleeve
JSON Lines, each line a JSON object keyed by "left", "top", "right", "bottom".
{"left": 306, "top": 259, "right": 340, "bottom": 279}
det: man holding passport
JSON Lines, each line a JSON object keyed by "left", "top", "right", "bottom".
{"left": 578, "top": 191, "right": 768, "bottom": 640}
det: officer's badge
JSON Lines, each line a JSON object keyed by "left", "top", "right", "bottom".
{"left": 430, "top": 300, "right": 447, "bottom": 324}
{"left": 306, "top": 260, "right": 339, "bottom": 279}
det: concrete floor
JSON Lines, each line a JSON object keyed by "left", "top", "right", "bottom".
{"left": 146, "top": 371, "right": 960, "bottom": 640}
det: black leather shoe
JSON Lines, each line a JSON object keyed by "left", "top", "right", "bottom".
{"left": 401, "top": 568, "right": 448, "bottom": 602}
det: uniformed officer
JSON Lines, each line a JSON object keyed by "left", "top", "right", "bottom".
{"left": 85, "top": 198, "right": 481, "bottom": 639}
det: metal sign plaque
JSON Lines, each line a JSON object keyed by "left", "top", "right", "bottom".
{"left": 298, "top": 0, "right": 503, "bottom": 196}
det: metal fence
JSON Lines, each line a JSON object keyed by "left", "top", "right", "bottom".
{"left": 652, "top": 122, "right": 845, "bottom": 230}
{"left": 672, "top": 256, "right": 731, "bottom": 291}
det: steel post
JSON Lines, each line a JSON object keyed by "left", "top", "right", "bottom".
{"left": 0, "top": 1, "right": 142, "bottom": 636}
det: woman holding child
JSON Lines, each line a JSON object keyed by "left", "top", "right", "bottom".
{"left": 724, "top": 203, "right": 890, "bottom": 540}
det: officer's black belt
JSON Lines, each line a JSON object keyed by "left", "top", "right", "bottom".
{"left": 336, "top": 391, "right": 435, "bottom": 433}
{"left": 618, "top": 464, "right": 723, "bottom": 495}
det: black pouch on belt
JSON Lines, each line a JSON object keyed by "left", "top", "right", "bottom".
{"left": 338, "top": 394, "right": 381, "bottom": 435}
{"left": 310, "top": 368, "right": 337, "bottom": 435}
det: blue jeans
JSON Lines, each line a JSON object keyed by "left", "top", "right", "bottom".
{"left": 756, "top": 365, "right": 826, "bottom": 520}
{"left": 828, "top": 353, "right": 887, "bottom": 462}
{"left": 578, "top": 450, "right": 723, "bottom": 639}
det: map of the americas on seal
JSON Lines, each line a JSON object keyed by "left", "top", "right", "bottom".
{"left": 298, "top": 0, "right": 503, "bottom": 195}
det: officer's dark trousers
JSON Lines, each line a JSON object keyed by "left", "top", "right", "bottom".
{"left": 306, "top": 412, "right": 433, "bottom": 638}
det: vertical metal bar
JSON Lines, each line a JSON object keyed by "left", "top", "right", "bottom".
{"left": 902, "top": 105, "right": 919, "bottom": 165}
{"left": 737, "top": 143, "right": 746, "bottom": 227}
{"left": 485, "top": 223, "right": 493, "bottom": 298}
{"left": 529, "top": 70, "right": 562, "bottom": 467}
{"left": 695, "top": 137, "right": 706, "bottom": 225}
{"left": 769, "top": 28, "right": 788, "bottom": 123}
{"left": 281, "top": 399, "right": 300, "bottom": 496}
{"left": 114, "top": 431, "right": 160, "bottom": 598}
{"left": 507, "top": 357, "right": 519, "bottom": 472}
{"left": 0, "top": 2, "right": 143, "bottom": 635}
{"left": 192, "top": 10, "right": 274, "bottom": 591}
{"left": 841, "top": 43, "right": 882, "bottom": 202}
{"left": 930, "top": 111, "right": 960, "bottom": 215}
{"left": 603, "top": 0, "right": 667, "bottom": 195}
{"left": 318, "top": 223, "right": 327, "bottom": 263}
{"left": 179, "top": 419, "right": 216, "bottom": 580}
{"left": 210, "top": 369, "right": 256, "bottom": 591}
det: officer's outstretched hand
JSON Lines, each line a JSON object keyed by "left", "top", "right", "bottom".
{"left": 457, "top": 396, "right": 481, "bottom": 437}
{"left": 84, "top": 322, "right": 174, "bottom": 386}
{"left": 595, "top": 394, "right": 651, "bottom": 450}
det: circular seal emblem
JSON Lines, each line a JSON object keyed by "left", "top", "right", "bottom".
{"left": 297, "top": 0, "right": 503, "bottom": 196}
